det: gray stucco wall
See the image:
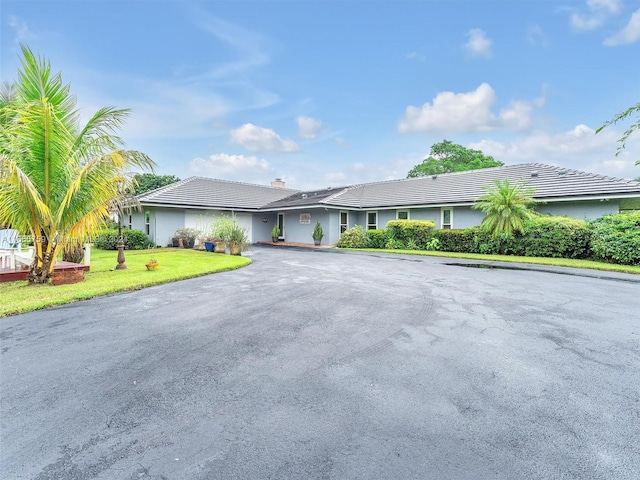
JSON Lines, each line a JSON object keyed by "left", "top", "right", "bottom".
{"left": 403, "top": 208, "right": 439, "bottom": 225}
{"left": 537, "top": 200, "right": 619, "bottom": 220}
{"left": 279, "top": 209, "right": 333, "bottom": 244}
{"left": 253, "top": 212, "right": 278, "bottom": 243}
{"left": 449, "top": 207, "right": 484, "bottom": 229}
{"left": 151, "top": 208, "right": 186, "bottom": 247}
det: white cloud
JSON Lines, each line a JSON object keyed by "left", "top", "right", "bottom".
{"left": 8, "top": 16, "right": 35, "bottom": 42}
{"left": 570, "top": 0, "right": 622, "bottom": 31}
{"left": 588, "top": 0, "right": 621, "bottom": 14}
{"left": 526, "top": 24, "right": 549, "bottom": 47}
{"left": 464, "top": 29, "right": 492, "bottom": 58}
{"left": 469, "top": 124, "right": 640, "bottom": 179}
{"left": 189, "top": 153, "right": 271, "bottom": 178}
{"left": 570, "top": 14, "right": 604, "bottom": 31}
{"left": 398, "top": 83, "right": 544, "bottom": 134}
{"left": 406, "top": 52, "right": 426, "bottom": 61}
{"left": 336, "top": 137, "right": 351, "bottom": 149}
{"left": 230, "top": 123, "right": 300, "bottom": 153}
{"left": 296, "top": 116, "right": 322, "bottom": 139}
{"left": 604, "top": 8, "right": 640, "bottom": 45}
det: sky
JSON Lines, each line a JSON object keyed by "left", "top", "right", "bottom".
{"left": 1, "top": 0, "right": 639, "bottom": 189}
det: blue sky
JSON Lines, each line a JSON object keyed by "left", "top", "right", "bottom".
{"left": 1, "top": 0, "right": 639, "bottom": 189}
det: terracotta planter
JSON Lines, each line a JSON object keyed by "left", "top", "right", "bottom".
{"left": 145, "top": 262, "right": 159, "bottom": 271}
{"left": 229, "top": 243, "right": 242, "bottom": 256}
{"left": 214, "top": 241, "right": 226, "bottom": 253}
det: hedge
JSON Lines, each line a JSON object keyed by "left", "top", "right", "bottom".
{"left": 590, "top": 211, "right": 640, "bottom": 265}
{"left": 385, "top": 220, "right": 435, "bottom": 250}
{"left": 336, "top": 225, "right": 369, "bottom": 248}
{"left": 366, "top": 229, "right": 387, "bottom": 249}
{"left": 519, "top": 216, "right": 591, "bottom": 259}
{"left": 94, "top": 228, "right": 154, "bottom": 250}
{"left": 434, "top": 228, "right": 500, "bottom": 254}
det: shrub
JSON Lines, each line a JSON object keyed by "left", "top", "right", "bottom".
{"left": 590, "top": 211, "right": 640, "bottom": 265}
{"left": 433, "top": 229, "right": 468, "bottom": 252}
{"left": 336, "top": 225, "right": 368, "bottom": 248}
{"left": 366, "top": 229, "right": 387, "bottom": 249}
{"left": 434, "top": 228, "right": 500, "bottom": 254}
{"left": 94, "top": 228, "right": 154, "bottom": 250}
{"left": 385, "top": 220, "right": 435, "bottom": 250}
{"left": 519, "top": 216, "right": 591, "bottom": 259}
{"left": 385, "top": 238, "right": 405, "bottom": 249}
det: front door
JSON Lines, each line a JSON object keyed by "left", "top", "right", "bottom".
{"left": 277, "top": 213, "right": 285, "bottom": 240}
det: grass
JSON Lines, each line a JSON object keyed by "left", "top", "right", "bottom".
{"left": 0, "top": 248, "right": 251, "bottom": 317}
{"left": 351, "top": 248, "right": 640, "bottom": 275}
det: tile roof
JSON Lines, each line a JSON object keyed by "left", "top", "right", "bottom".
{"left": 137, "top": 164, "right": 640, "bottom": 211}
{"left": 262, "top": 186, "right": 350, "bottom": 209}
{"left": 137, "top": 177, "right": 298, "bottom": 210}
{"left": 317, "top": 163, "right": 640, "bottom": 209}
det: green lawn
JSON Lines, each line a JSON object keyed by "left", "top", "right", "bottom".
{"left": 352, "top": 248, "right": 640, "bottom": 275}
{"left": 0, "top": 248, "right": 251, "bottom": 317}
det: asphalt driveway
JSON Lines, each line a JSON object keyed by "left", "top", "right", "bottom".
{"left": 1, "top": 246, "right": 639, "bottom": 479}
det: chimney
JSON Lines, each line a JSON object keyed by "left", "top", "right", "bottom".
{"left": 271, "top": 178, "right": 285, "bottom": 188}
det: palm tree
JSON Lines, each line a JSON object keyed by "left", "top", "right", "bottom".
{"left": 472, "top": 179, "right": 538, "bottom": 239}
{"left": 0, "top": 45, "right": 155, "bottom": 283}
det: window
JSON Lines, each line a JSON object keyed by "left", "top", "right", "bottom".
{"left": 340, "top": 211, "right": 349, "bottom": 233}
{"left": 366, "top": 211, "right": 378, "bottom": 230}
{"left": 145, "top": 211, "right": 150, "bottom": 235}
{"left": 397, "top": 210, "right": 409, "bottom": 220}
{"left": 441, "top": 208, "right": 452, "bottom": 229}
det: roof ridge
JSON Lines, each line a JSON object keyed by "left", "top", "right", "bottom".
{"left": 188, "top": 176, "right": 299, "bottom": 191}
{"left": 320, "top": 187, "right": 353, "bottom": 205}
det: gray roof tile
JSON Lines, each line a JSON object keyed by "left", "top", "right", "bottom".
{"left": 137, "top": 177, "right": 298, "bottom": 210}
{"left": 262, "top": 187, "right": 350, "bottom": 209}
{"left": 137, "top": 165, "right": 640, "bottom": 211}
{"left": 318, "top": 163, "right": 640, "bottom": 209}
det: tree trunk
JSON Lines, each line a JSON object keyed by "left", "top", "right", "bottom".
{"left": 62, "top": 241, "right": 84, "bottom": 263}
{"left": 28, "top": 237, "right": 54, "bottom": 284}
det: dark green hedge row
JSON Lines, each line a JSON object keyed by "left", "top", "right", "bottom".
{"left": 94, "top": 228, "right": 155, "bottom": 250}
{"left": 366, "top": 229, "right": 387, "bottom": 249}
{"left": 353, "top": 213, "right": 640, "bottom": 266}
{"left": 590, "top": 211, "right": 640, "bottom": 265}
{"left": 434, "top": 216, "right": 592, "bottom": 259}
{"left": 385, "top": 220, "right": 436, "bottom": 250}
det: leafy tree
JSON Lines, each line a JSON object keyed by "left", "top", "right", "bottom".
{"left": 134, "top": 173, "right": 180, "bottom": 195}
{"left": 472, "top": 180, "right": 537, "bottom": 240}
{"left": 596, "top": 102, "right": 639, "bottom": 166}
{"left": 0, "top": 45, "right": 154, "bottom": 283}
{"left": 407, "top": 140, "right": 503, "bottom": 178}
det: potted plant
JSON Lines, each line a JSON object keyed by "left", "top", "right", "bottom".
{"left": 210, "top": 216, "right": 233, "bottom": 254}
{"left": 174, "top": 228, "right": 198, "bottom": 248}
{"left": 271, "top": 224, "right": 281, "bottom": 242}
{"left": 145, "top": 255, "right": 159, "bottom": 271}
{"left": 203, "top": 236, "right": 214, "bottom": 252}
{"left": 228, "top": 222, "right": 248, "bottom": 256}
{"left": 312, "top": 221, "right": 324, "bottom": 246}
